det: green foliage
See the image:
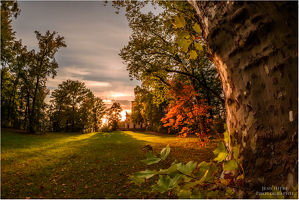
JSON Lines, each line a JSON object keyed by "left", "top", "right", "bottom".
{"left": 132, "top": 85, "right": 170, "bottom": 133}
{"left": 189, "top": 50, "right": 197, "bottom": 60}
{"left": 223, "top": 131, "right": 230, "bottom": 143}
{"left": 177, "top": 38, "right": 192, "bottom": 52}
{"left": 192, "top": 23, "right": 201, "bottom": 33}
{"left": 195, "top": 161, "right": 217, "bottom": 183}
{"left": 160, "top": 144, "right": 171, "bottom": 160}
{"left": 152, "top": 175, "right": 178, "bottom": 193}
{"left": 195, "top": 42, "right": 203, "bottom": 51}
{"left": 223, "top": 160, "right": 238, "bottom": 171}
{"left": 119, "top": 0, "right": 225, "bottom": 122}
{"left": 50, "top": 80, "right": 105, "bottom": 133}
{"left": 135, "top": 169, "right": 157, "bottom": 179}
{"left": 106, "top": 102, "right": 122, "bottom": 130}
{"left": 1, "top": 0, "right": 20, "bottom": 65}
{"left": 130, "top": 101, "right": 144, "bottom": 125}
{"left": 129, "top": 130, "right": 247, "bottom": 199}
{"left": 1, "top": 27, "right": 67, "bottom": 133}
{"left": 99, "top": 124, "right": 110, "bottom": 132}
{"left": 177, "top": 161, "right": 197, "bottom": 176}
{"left": 173, "top": 15, "right": 185, "bottom": 28}
{"left": 213, "top": 142, "right": 229, "bottom": 163}
{"left": 141, "top": 154, "right": 161, "bottom": 165}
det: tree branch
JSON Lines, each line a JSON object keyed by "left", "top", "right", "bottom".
{"left": 165, "top": 69, "right": 225, "bottom": 104}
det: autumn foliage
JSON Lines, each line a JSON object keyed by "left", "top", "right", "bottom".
{"left": 161, "top": 80, "right": 213, "bottom": 145}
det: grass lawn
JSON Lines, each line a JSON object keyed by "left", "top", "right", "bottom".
{"left": 1, "top": 128, "right": 218, "bottom": 199}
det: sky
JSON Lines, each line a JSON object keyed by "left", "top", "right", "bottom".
{"left": 11, "top": 1, "right": 163, "bottom": 120}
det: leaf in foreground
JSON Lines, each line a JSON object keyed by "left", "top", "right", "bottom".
{"left": 223, "top": 160, "right": 238, "bottom": 171}
{"left": 134, "top": 169, "right": 157, "bottom": 179}
{"left": 173, "top": 16, "right": 185, "bottom": 28}
{"left": 152, "top": 175, "right": 178, "bottom": 193}
{"left": 195, "top": 161, "right": 218, "bottom": 182}
{"left": 142, "top": 153, "right": 161, "bottom": 165}
{"left": 129, "top": 175, "right": 145, "bottom": 185}
{"left": 178, "top": 190, "right": 191, "bottom": 198}
{"left": 160, "top": 144, "right": 170, "bottom": 160}
{"left": 189, "top": 50, "right": 197, "bottom": 60}
{"left": 177, "top": 161, "right": 197, "bottom": 175}
{"left": 192, "top": 23, "right": 201, "bottom": 33}
{"left": 213, "top": 142, "right": 229, "bottom": 162}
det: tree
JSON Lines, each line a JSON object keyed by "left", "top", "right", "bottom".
{"left": 119, "top": 2, "right": 224, "bottom": 110}
{"left": 1, "top": 0, "right": 21, "bottom": 127}
{"left": 188, "top": 1, "right": 298, "bottom": 194}
{"left": 132, "top": 85, "right": 169, "bottom": 133}
{"left": 106, "top": 102, "right": 122, "bottom": 130}
{"left": 26, "top": 30, "right": 66, "bottom": 133}
{"left": 1, "top": 0, "right": 20, "bottom": 90}
{"left": 80, "top": 94, "right": 106, "bottom": 133}
{"left": 111, "top": 0, "right": 297, "bottom": 194}
{"left": 130, "top": 101, "right": 144, "bottom": 126}
{"left": 161, "top": 80, "right": 213, "bottom": 145}
{"left": 91, "top": 97, "right": 106, "bottom": 132}
{"left": 1, "top": 13, "right": 66, "bottom": 133}
{"left": 50, "top": 80, "right": 93, "bottom": 132}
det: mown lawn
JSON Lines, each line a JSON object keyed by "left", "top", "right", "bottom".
{"left": 1, "top": 128, "right": 218, "bottom": 199}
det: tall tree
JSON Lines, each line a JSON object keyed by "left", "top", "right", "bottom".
{"left": 106, "top": 102, "right": 122, "bottom": 130}
{"left": 188, "top": 1, "right": 298, "bottom": 194}
{"left": 1, "top": 0, "right": 20, "bottom": 90}
{"left": 80, "top": 94, "right": 106, "bottom": 133}
{"left": 120, "top": 3, "right": 224, "bottom": 107}
{"left": 1, "top": 0, "right": 21, "bottom": 126}
{"left": 130, "top": 101, "right": 144, "bottom": 126}
{"left": 111, "top": 0, "right": 297, "bottom": 194}
{"left": 92, "top": 97, "right": 106, "bottom": 132}
{"left": 27, "top": 30, "right": 66, "bottom": 133}
{"left": 132, "top": 85, "right": 169, "bottom": 133}
{"left": 50, "top": 80, "right": 92, "bottom": 132}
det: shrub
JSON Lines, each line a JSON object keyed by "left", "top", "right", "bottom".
{"left": 100, "top": 125, "right": 110, "bottom": 132}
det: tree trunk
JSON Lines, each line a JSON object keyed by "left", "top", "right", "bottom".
{"left": 29, "top": 75, "right": 40, "bottom": 133}
{"left": 72, "top": 105, "right": 75, "bottom": 132}
{"left": 25, "top": 88, "right": 31, "bottom": 132}
{"left": 189, "top": 1, "right": 298, "bottom": 196}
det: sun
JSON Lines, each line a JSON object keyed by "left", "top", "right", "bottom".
{"left": 120, "top": 110, "right": 131, "bottom": 121}
{"left": 120, "top": 110, "right": 127, "bottom": 121}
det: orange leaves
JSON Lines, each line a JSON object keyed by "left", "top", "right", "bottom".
{"left": 161, "top": 80, "right": 213, "bottom": 145}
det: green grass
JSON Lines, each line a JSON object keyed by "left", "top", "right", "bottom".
{"left": 1, "top": 128, "right": 218, "bottom": 199}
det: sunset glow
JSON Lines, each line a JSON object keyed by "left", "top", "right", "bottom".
{"left": 121, "top": 110, "right": 130, "bottom": 121}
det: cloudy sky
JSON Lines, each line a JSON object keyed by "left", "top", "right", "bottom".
{"left": 11, "top": 1, "right": 163, "bottom": 118}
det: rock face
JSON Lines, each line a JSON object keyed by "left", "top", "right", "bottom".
{"left": 188, "top": 1, "right": 298, "bottom": 195}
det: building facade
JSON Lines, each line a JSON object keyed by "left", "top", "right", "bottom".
{"left": 123, "top": 101, "right": 145, "bottom": 131}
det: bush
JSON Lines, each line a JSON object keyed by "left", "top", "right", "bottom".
{"left": 100, "top": 125, "right": 110, "bottom": 132}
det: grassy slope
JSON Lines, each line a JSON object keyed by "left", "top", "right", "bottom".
{"left": 1, "top": 128, "right": 218, "bottom": 199}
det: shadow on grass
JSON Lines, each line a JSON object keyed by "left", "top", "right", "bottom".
{"left": 1, "top": 129, "right": 168, "bottom": 169}
{"left": 1, "top": 129, "right": 217, "bottom": 199}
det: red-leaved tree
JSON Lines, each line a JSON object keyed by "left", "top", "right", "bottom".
{"left": 161, "top": 80, "right": 213, "bottom": 146}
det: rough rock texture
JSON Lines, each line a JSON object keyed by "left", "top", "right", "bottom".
{"left": 188, "top": 1, "right": 298, "bottom": 196}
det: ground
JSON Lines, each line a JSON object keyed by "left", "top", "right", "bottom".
{"left": 1, "top": 128, "right": 219, "bottom": 199}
